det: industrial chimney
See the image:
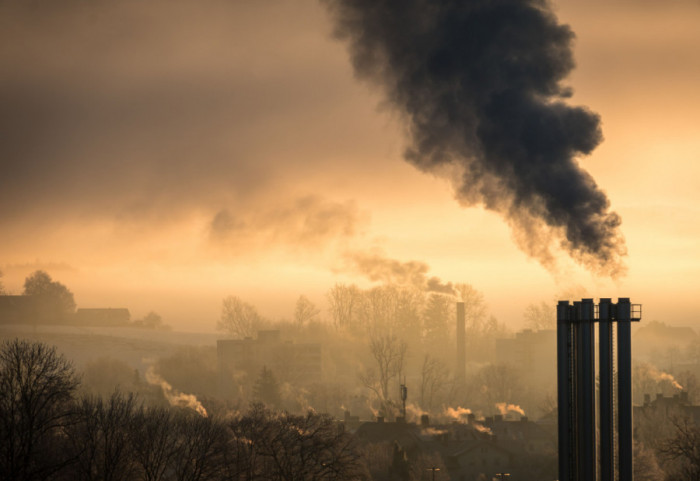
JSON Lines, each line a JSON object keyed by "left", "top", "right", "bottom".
{"left": 456, "top": 302, "right": 466, "bottom": 382}
{"left": 557, "top": 298, "right": 641, "bottom": 481}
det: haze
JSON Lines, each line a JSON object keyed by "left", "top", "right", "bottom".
{"left": 1, "top": 0, "right": 699, "bottom": 330}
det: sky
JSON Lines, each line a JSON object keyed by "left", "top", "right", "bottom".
{"left": 1, "top": 0, "right": 699, "bottom": 331}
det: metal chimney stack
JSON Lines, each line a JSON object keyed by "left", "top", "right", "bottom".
{"left": 557, "top": 298, "right": 641, "bottom": 481}
{"left": 456, "top": 302, "right": 466, "bottom": 382}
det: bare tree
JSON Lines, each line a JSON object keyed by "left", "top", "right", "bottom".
{"left": 294, "top": 295, "right": 320, "bottom": 328}
{"left": 0, "top": 339, "right": 79, "bottom": 481}
{"left": 327, "top": 283, "right": 361, "bottom": 331}
{"left": 659, "top": 416, "right": 700, "bottom": 480}
{"left": 231, "top": 403, "right": 364, "bottom": 481}
{"left": 171, "top": 411, "right": 228, "bottom": 481}
{"left": 360, "top": 334, "right": 407, "bottom": 416}
{"left": 217, "top": 296, "right": 264, "bottom": 339}
{"left": 419, "top": 355, "right": 448, "bottom": 413}
{"left": 523, "top": 300, "right": 555, "bottom": 331}
{"left": 130, "top": 405, "right": 179, "bottom": 481}
{"left": 64, "top": 392, "right": 139, "bottom": 481}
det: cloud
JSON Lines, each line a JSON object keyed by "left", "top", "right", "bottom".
{"left": 0, "top": 0, "right": 374, "bottom": 228}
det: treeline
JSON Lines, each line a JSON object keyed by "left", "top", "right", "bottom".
{"left": 215, "top": 284, "right": 539, "bottom": 421}
{"left": 0, "top": 339, "right": 364, "bottom": 481}
{"left": 220, "top": 283, "right": 510, "bottom": 363}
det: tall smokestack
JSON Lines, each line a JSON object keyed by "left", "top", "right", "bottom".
{"left": 557, "top": 297, "right": 641, "bottom": 481}
{"left": 456, "top": 302, "right": 466, "bottom": 381}
{"left": 324, "top": 0, "right": 626, "bottom": 276}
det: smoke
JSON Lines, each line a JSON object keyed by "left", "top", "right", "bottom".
{"left": 443, "top": 406, "right": 472, "bottom": 422}
{"left": 648, "top": 366, "right": 683, "bottom": 391}
{"left": 495, "top": 402, "right": 526, "bottom": 417}
{"left": 145, "top": 366, "right": 208, "bottom": 417}
{"left": 280, "top": 382, "right": 313, "bottom": 412}
{"left": 210, "top": 196, "right": 366, "bottom": 252}
{"left": 473, "top": 423, "right": 493, "bottom": 435}
{"left": 405, "top": 402, "right": 427, "bottom": 422}
{"left": 421, "top": 427, "right": 448, "bottom": 436}
{"left": 367, "top": 399, "right": 380, "bottom": 418}
{"left": 344, "top": 250, "right": 455, "bottom": 294}
{"left": 324, "top": 0, "right": 627, "bottom": 277}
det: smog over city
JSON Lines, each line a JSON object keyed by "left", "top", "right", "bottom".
{"left": 1, "top": 1, "right": 699, "bottom": 480}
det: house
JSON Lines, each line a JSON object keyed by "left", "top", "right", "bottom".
{"left": 350, "top": 414, "right": 556, "bottom": 481}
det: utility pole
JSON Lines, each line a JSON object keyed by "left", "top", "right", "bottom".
{"left": 426, "top": 466, "right": 440, "bottom": 481}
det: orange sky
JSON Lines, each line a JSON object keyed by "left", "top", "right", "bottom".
{"left": 1, "top": 0, "right": 699, "bottom": 331}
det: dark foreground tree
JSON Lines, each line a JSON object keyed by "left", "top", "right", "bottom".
{"left": 130, "top": 405, "right": 179, "bottom": 481}
{"left": 0, "top": 339, "right": 79, "bottom": 481}
{"left": 171, "top": 411, "right": 229, "bottom": 481}
{"left": 63, "top": 392, "right": 140, "bottom": 481}
{"left": 659, "top": 417, "right": 700, "bottom": 480}
{"left": 230, "top": 403, "right": 365, "bottom": 481}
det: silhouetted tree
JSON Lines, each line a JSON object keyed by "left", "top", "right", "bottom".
{"left": 64, "top": 392, "right": 139, "bottom": 481}
{"left": 130, "top": 405, "right": 179, "bottom": 481}
{"left": 171, "top": 411, "right": 228, "bottom": 481}
{"left": 231, "top": 403, "right": 364, "bottom": 481}
{"left": 659, "top": 417, "right": 700, "bottom": 480}
{"left": 0, "top": 269, "right": 5, "bottom": 294}
{"left": 218, "top": 296, "right": 264, "bottom": 339}
{"left": 23, "top": 270, "right": 76, "bottom": 319}
{"left": 0, "top": 339, "right": 79, "bottom": 481}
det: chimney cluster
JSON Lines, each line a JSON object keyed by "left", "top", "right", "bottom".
{"left": 557, "top": 298, "right": 641, "bottom": 481}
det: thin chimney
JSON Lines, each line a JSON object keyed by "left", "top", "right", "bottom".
{"left": 456, "top": 302, "right": 466, "bottom": 382}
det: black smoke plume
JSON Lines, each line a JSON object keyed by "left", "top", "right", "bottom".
{"left": 324, "top": 0, "right": 626, "bottom": 277}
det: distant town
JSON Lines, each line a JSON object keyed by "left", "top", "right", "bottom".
{"left": 1, "top": 271, "right": 699, "bottom": 480}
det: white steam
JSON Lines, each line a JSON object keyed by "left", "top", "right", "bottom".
{"left": 495, "top": 402, "right": 526, "bottom": 417}
{"left": 145, "top": 366, "right": 208, "bottom": 417}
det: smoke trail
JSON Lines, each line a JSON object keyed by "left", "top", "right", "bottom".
{"left": 405, "top": 402, "right": 428, "bottom": 422}
{"left": 473, "top": 423, "right": 493, "bottom": 435}
{"left": 344, "top": 250, "right": 455, "bottom": 294}
{"left": 495, "top": 402, "right": 526, "bottom": 417}
{"left": 648, "top": 366, "right": 683, "bottom": 391}
{"left": 422, "top": 427, "right": 448, "bottom": 436}
{"left": 444, "top": 406, "right": 472, "bottom": 422}
{"left": 145, "top": 366, "right": 208, "bottom": 417}
{"left": 324, "top": 0, "right": 626, "bottom": 277}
